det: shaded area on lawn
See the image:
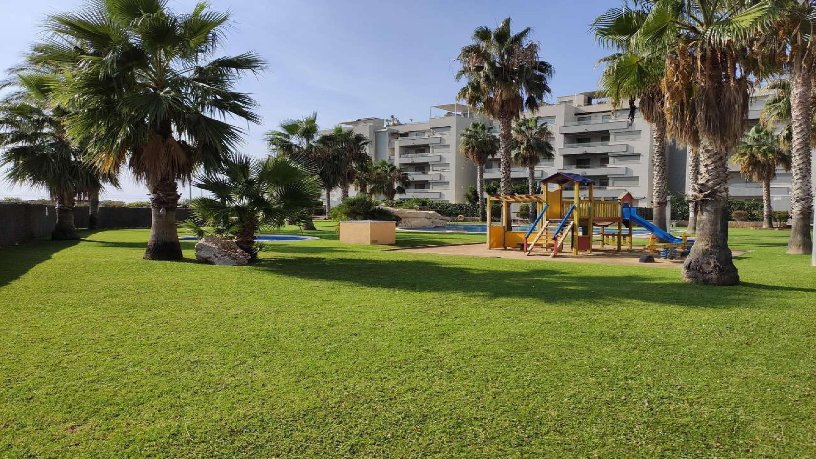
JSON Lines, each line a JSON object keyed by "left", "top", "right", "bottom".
{"left": 254, "top": 251, "right": 813, "bottom": 309}
{"left": 0, "top": 236, "right": 84, "bottom": 287}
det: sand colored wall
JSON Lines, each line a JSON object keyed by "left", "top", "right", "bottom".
{"left": 339, "top": 221, "right": 396, "bottom": 245}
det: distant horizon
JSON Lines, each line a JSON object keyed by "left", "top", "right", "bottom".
{"left": 0, "top": 0, "right": 620, "bottom": 201}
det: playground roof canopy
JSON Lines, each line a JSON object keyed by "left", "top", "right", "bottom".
{"left": 541, "top": 172, "right": 594, "bottom": 186}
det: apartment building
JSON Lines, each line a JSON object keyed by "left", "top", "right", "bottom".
{"left": 337, "top": 89, "right": 794, "bottom": 210}
{"left": 338, "top": 104, "right": 491, "bottom": 203}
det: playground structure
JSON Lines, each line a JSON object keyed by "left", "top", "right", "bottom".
{"left": 486, "top": 172, "right": 691, "bottom": 257}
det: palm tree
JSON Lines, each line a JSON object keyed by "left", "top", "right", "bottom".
{"left": 733, "top": 125, "right": 792, "bottom": 228}
{"left": 757, "top": 1, "right": 816, "bottom": 254}
{"left": 0, "top": 98, "right": 104, "bottom": 239}
{"left": 456, "top": 17, "right": 554, "bottom": 203}
{"left": 370, "top": 161, "right": 409, "bottom": 201}
{"left": 354, "top": 157, "right": 375, "bottom": 196}
{"left": 318, "top": 127, "right": 370, "bottom": 200}
{"left": 512, "top": 117, "right": 553, "bottom": 219}
{"left": 459, "top": 122, "right": 499, "bottom": 221}
{"left": 625, "top": 0, "right": 771, "bottom": 285}
{"left": 0, "top": 73, "right": 116, "bottom": 239}
{"left": 31, "top": 0, "right": 263, "bottom": 260}
{"left": 267, "top": 115, "right": 343, "bottom": 217}
{"left": 592, "top": 7, "right": 671, "bottom": 230}
{"left": 190, "top": 154, "right": 320, "bottom": 259}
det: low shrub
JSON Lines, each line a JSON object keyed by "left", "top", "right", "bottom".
{"left": 731, "top": 210, "right": 749, "bottom": 221}
{"left": 331, "top": 195, "right": 399, "bottom": 222}
{"left": 772, "top": 210, "right": 790, "bottom": 227}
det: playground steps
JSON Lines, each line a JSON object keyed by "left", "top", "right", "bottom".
{"left": 551, "top": 221, "right": 574, "bottom": 258}
{"left": 525, "top": 220, "right": 552, "bottom": 256}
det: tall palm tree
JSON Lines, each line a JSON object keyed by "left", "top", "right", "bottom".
{"left": 267, "top": 115, "right": 342, "bottom": 217}
{"left": 626, "top": 0, "right": 771, "bottom": 285}
{"left": 31, "top": 0, "right": 263, "bottom": 260}
{"left": 190, "top": 154, "right": 320, "bottom": 259}
{"left": 456, "top": 17, "right": 554, "bottom": 204}
{"left": 459, "top": 122, "right": 499, "bottom": 221}
{"left": 757, "top": 1, "right": 816, "bottom": 254}
{"left": 370, "top": 161, "right": 409, "bottom": 201}
{"left": 512, "top": 117, "right": 554, "bottom": 219}
{"left": 354, "top": 157, "right": 375, "bottom": 196}
{"left": 318, "top": 127, "right": 370, "bottom": 200}
{"left": 733, "top": 125, "right": 792, "bottom": 228}
{"left": 592, "top": 7, "right": 672, "bottom": 230}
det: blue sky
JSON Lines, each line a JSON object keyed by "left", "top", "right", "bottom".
{"left": 0, "top": 0, "right": 619, "bottom": 200}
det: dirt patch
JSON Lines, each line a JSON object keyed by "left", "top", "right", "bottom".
{"left": 393, "top": 243, "right": 746, "bottom": 269}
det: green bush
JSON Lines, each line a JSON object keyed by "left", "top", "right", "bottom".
{"left": 772, "top": 210, "right": 790, "bottom": 227}
{"left": 731, "top": 210, "right": 749, "bottom": 221}
{"left": 727, "top": 199, "right": 763, "bottom": 221}
{"left": 100, "top": 200, "right": 127, "bottom": 207}
{"left": 126, "top": 201, "right": 151, "bottom": 208}
{"left": 670, "top": 193, "right": 690, "bottom": 220}
{"left": 390, "top": 198, "right": 479, "bottom": 218}
{"left": 330, "top": 195, "right": 399, "bottom": 222}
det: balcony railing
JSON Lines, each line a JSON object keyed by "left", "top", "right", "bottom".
{"left": 398, "top": 154, "right": 442, "bottom": 164}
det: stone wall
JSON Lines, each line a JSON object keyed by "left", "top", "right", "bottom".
{"left": 0, "top": 204, "right": 190, "bottom": 246}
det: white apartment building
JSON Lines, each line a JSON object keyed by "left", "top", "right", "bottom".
{"left": 336, "top": 89, "right": 794, "bottom": 210}
{"left": 338, "top": 104, "right": 491, "bottom": 203}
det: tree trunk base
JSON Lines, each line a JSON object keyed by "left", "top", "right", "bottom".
{"left": 787, "top": 216, "right": 813, "bottom": 254}
{"left": 302, "top": 217, "right": 317, "bottom": 231}
{"left": 144, "top": 240, "right": 183, "bottom": 261}
{"left": 682, "top": 246, "right": 739, "bottom": 285}
{"left": 88, "top": 215, "right": 98, "bottom": 230}
{"left": 51, "top": 228, "right": 79, "bottom": 240}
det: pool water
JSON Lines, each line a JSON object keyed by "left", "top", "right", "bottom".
{"left": 181, "top": 234, "right": 318, "bottom": 242}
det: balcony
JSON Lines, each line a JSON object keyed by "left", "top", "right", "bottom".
{"left": 559, "top": 142, "right": 629, "bottom": 155}
{"left": 398, "top": 154, "right": 442, "bottom": 164}
{"left": 559, "top": 119, "right": 630, "bottom": 134}
{"left": 483, "top": 167, "right": 546, "bottom": 180}
{"left": 406, "top": 172, "right": 443, "bottom": 181}
{"left": 402, "top": 191, "right": 443, "bottom": 199}
{"left": 560, "top": 166, "right": 628, "bottom": 176}
{"left": 397, "top": 136, "right": 443, "bottom": 147}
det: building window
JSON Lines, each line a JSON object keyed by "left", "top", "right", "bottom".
{"left": 576, "top": 158, "right": 591, "bottom": 169}
{"left": 600, "top": 134, "right": 610, "bottom": 143}
{"left": 597, "top": 177, "right": 610, "bottom": 187}
{"left": 599, "top": 156, "right": 610, "bottom": 166}
{"left": 576, "top": 136, "right": 591, "bottom": 144}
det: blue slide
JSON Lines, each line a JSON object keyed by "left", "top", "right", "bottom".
{"left": 551, "top": 204, "right": 576, "bottom": 240}
{"left": 622, "top": 205, "right": 684, "bottom": 244}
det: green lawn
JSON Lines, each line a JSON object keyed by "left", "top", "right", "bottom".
{"left": 1, "top": 223, "right": 814, "bottom": 457}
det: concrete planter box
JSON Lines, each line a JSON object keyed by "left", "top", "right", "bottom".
{"left": 339, "top": 220, "right": 396, "bottom": 245}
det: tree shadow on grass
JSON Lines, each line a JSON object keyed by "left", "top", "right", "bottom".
{"left": 253, "top": 254, "right": 786, "bottom": 309}
{"left": 0, "top": 236, "right": 85, "bottom": 288}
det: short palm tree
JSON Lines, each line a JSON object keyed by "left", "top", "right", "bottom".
{"left": 592, "top": 6, "right": 671, "bottom": 230}
{"left": 190, "top": 154, "right": 321, "bottom": 259}
{"left": 459, "top": 122, "right": 499, "bottom": 221}
{"left": 31, "top": 0, "right": 264, "bottom": 260}
{"left": 370, "top": 161, "right": 409, "bottom": 201}
{"left": 456, "top": 17, "right": 554, "bottom": 202}
{"left": 626, "top": 0, "right": 771, "bottom": 285}
{"left": 512, "top": 117, "right": 553, "bottom": 193}
{"left": 733, "top": 125, "right": 792, "bottom": 229}
{"left": 0, "top": 75, "right": 116, "bottom": 239}
{"left": 353, "top": 157, "right": 375, "bottom": 196}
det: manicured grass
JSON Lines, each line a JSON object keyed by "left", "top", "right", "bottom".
{"left": 0, "top": 223, "right": 814, "bottom": 457}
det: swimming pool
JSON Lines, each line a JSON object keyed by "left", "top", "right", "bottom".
{"left": 181, "top": 234, "right": 318, "bottom": 242}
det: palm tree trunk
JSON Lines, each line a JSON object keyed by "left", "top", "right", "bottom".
{"left": 499, "top": 117, "right": 513, "bottom": 196}
{"left": 652, "top": 116, "right": 668, "bottom": 231}
{"left": 235, "top": 220, "right": 257, "bottom": 260}
{"left": 340, "top": 184, "right": 350, "bottom": 200}
{"left": 687, "top": 148, "right": 700, "bottom": 233}
{"left": 762, "top": 177, "right": 773, "bottom": 229}
{"left": 682, "top": 139, "right": 739, "bottom": 285}
{"left": 145, "top": 177, "right": 183, "bottom": 260}
{"left": 499, "top": 117, "right": 513, "bottom": 231}
{"left": 88, "top": 188, "right": 100, "bottom": 230}
{"left": 788, "top": 56, "right": 814, "bottom": 254}
{"left": 52, "top": 193, "right": 79, "bottom": 240}
{"left": 477, "top": 163, "right": 485, "bottom": 222}
{"left": 528, "top": 165, "right": 536, "bottom": 221}
{"left": 325, "top": 188, "right": 332, "bottom": 217}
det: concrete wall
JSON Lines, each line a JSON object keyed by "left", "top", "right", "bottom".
{"left": 0, "top": 204, "right": 190, "bottom": 247}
